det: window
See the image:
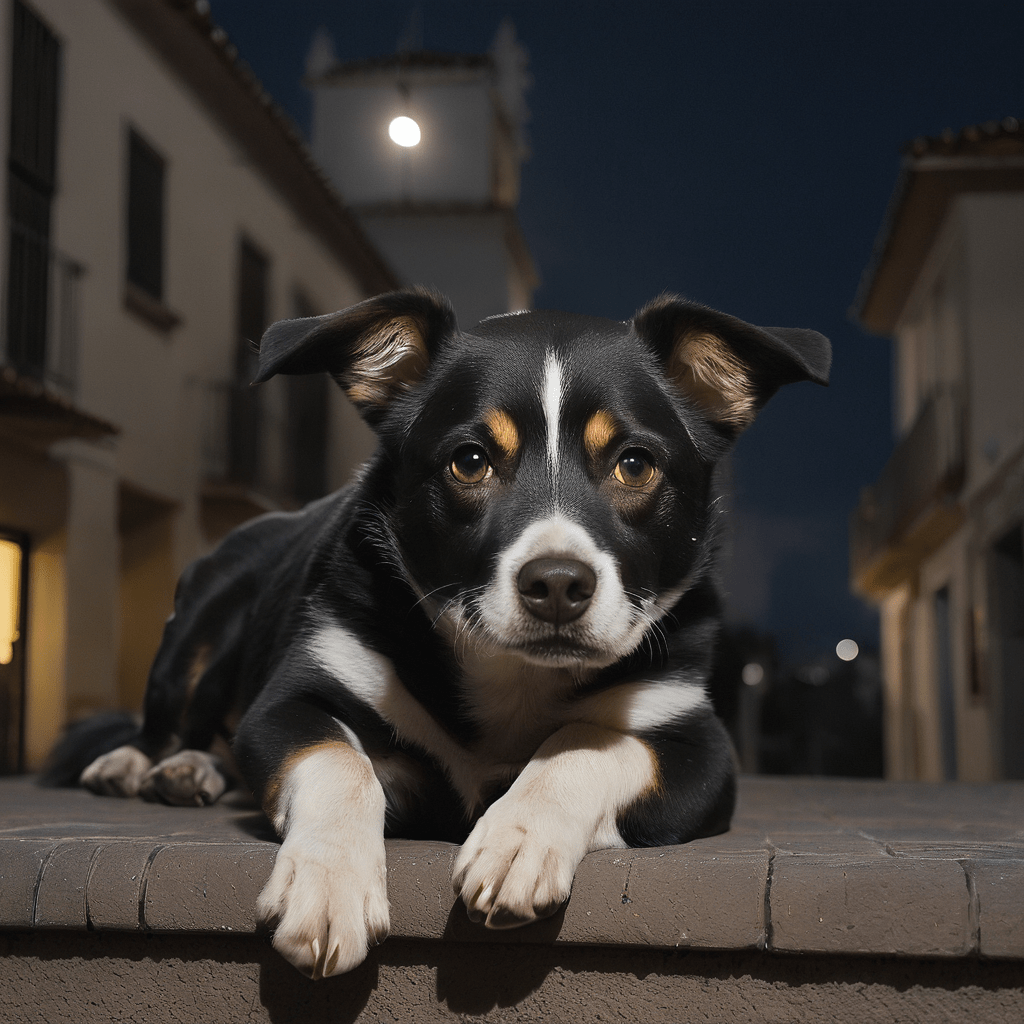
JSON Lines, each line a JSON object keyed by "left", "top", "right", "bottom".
{"left": 933, "top": 585, "right": 957, "bottom": 781}
{"left": 126, "top": 128, "right": 165, "bottom": 301}
{"left": 990, "top": 524, "right": 1024, "bottom": 779}
{"left": 287, "top": 290, "right": 329, "bottom": 504}
{"left": 228, "top": 238, "right": 269, "bottom": 485}
{"left": 5, "top": 0, "right": 60, "bottom": 378}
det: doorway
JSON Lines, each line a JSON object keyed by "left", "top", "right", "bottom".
{"left": 0, "top": 530, "right": 29, "bottom": 773}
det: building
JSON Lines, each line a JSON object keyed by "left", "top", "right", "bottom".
{"left": 305, "top": 21, "right": 538, "bottom": 328}
{"left": 851, "top": 117, "right": 1024, "bottom": 781}
{"left": 0, "top": 0, "right": 397, "bottom": 772}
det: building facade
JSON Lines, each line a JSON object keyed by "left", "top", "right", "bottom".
{"left": 0, "top": 0, "right": 396, "bottom": 771}
{"left": 851, "top": 119, "right": 1024, "bottom": 781}
{"left": 306, "top": 21, "right": 537, "bottom": 328}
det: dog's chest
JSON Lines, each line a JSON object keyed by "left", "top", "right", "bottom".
{"left": 457, "top": 653, "right": 579, "bottom": 764}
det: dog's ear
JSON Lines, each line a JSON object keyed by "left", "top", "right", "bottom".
{"left": 252, "top": 289, "right": 456, "bottom": 424}
{"left": 633, "top": 294, "right": 830, "bottom": 434}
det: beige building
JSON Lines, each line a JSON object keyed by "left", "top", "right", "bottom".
{"left": 0, "top": 0, "right": 397, "bottom": 772}
{"left": 851, "top": 118, "right": 1024, "bottom": 781}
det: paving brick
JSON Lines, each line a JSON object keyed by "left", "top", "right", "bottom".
{"left": 3, "top": 776, "right": 1024, "bottom": 965}
{"left": 0, "top": 838, "right": 56, "bottom": 927}
{"left": 386, "top": 840, "right": 458, "bottom": 940}
{"left": 33, "top": 840, "right": 97, "bottom": 928}
{"left": 556, "top": 848, "right": 636, "bottom": 944}
{"left": 974, "top": 858, "right": 1024, "bottom": 958}
{"left": 143, "top": 843, "right": 276, "bottom": 933}
{"left": 86, "top": 841, "right": 159, "bottom": 930}
{"left": 559, "top": 845, "right": 769, "bottom": 950}
{"left": 769, "top": 852, "right": 973, "bottom": 956}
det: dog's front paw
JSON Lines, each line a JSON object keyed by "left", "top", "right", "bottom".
{"left": 138, "top": 750, "right": 228, "bottom": 806}
{"left": 257, "top": 832, "right": 389, "bottom": 979}
{"left": 452, "top": 798, "right": 583, "bottom": 929}
{"left": 80, "top": 745, "right": 153, "bottom": 797}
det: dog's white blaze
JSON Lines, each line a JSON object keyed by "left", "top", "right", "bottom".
{"left": 309, "top": 623, "right": 492, "bottom": 811}
{"left": 259, "top": 743, "right": 389, "bottom": 978}
{"left": 576, "top": 678, "right": 709, "bottom": 733}
{"left": 541, "top": 350, "right": 563, "bottom": 469}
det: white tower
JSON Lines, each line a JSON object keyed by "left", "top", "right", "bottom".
{"left": 306, "top": 21, "right": 538, "bottom": 327}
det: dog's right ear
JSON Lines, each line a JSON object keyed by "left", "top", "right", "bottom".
{"left": 253, "top": 289, "right": 456, "bottom": 425}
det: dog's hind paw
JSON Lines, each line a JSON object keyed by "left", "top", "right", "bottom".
{"left": 257, "top": 833, "right": 390, "bottom": 979}
{"left": 138, "top": 750, "right": 229, "bottom": 806}
{"left": 452, "top": 798, "right": 580, "bottom": 929}
{"left": 80, "top": 745, "right": 153, "bottom": 797}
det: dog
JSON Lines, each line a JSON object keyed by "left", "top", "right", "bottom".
{"left": 52, "top": 289, "right": 829, "bottom": 978}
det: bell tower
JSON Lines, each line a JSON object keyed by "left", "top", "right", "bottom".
{"left": 306, "top": 21, "right": 537, "bottom": 326}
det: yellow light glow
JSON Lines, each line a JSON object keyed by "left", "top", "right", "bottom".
{"left": 388, "top": 115, "right": 421, "bottom": 147}
{"left": 0, "top": 539, "right": 22, "bottom": 666}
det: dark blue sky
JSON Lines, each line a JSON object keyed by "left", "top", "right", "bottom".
{"left": 209, "top": 0, "right": 1024, "bottom": 662}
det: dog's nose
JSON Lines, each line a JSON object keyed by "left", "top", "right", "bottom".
{"left": 516, "top": 558, "right": 596, "bottom": 624}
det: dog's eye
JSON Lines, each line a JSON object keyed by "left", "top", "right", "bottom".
{"left": 450, "top": 444, "right": 492, "bottom": 484}
{"left": 613, "top": 448, "right": 656, "bottom": 487}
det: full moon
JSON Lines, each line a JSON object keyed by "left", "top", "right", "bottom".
{"left": 388, "top": 116, "right": 421, "bottom": 147}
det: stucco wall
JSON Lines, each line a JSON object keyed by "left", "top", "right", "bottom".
{"left": 1, "top": 0, "right": 382, "bottom": 763}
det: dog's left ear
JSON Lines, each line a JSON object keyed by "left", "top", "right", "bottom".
{"left": 252, "top": 289, "right": 456, "bottom": 425}
{"left": 633, "top": 295, "right": 831, "bottom": 434}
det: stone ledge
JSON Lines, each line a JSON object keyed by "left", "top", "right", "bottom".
{"left": 2, "top": 776, "right": 1023, "bottom": 960}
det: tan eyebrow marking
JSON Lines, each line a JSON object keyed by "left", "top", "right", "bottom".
{"left": 583, "top": 410, "right": 618, "bottom": 459}
{"left": 483, "top": 408, "right": 520, "bottom": 458}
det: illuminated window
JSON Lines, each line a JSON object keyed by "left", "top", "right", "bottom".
{"left": 0, "top": 539, "right": 22, "bottom": 666}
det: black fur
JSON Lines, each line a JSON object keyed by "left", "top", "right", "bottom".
{"left": 46, "top": 288, "right": 829, "bottom": 976}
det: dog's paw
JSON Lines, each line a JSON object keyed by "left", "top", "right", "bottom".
{"left": 138, "top": 750, "right": 228, "bottom": 806}
{"left": 257, "top": 831, "right": 390, "bottom": 979}
{"left": 452, "top": 798, "right": 582, "bottom": 929}
{"left": 80, "top": 745, "right": 153, "bottom": 797}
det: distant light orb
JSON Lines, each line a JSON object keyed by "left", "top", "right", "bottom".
{"left": 836, "top": 639, "right": 859, "bottom": 662}
{"left": 741, "top": 662, "right": 765, "bottom": 687}
{"left": 388, "top": 116, "right": 421, "bottom": 147}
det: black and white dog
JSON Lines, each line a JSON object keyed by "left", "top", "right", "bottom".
{"left": 62, "top": 290, "right": 828, "bottom": 978}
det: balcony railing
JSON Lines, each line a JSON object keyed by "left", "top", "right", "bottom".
{"left": 851, "top": 386, "right": 965, "bottom": 592}
{"left": 2, "top": 222, "right": 84, "bottom": 397}
{"left": 199, "top": 374, "right": 330, "bottom": 523}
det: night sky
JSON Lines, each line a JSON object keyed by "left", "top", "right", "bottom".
{"left": 208, "top": 0, "right": 1024, "bottom": 663}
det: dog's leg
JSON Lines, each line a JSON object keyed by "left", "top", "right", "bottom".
{"left": 80, "top": 745, "right": 153, "bottom": 797}
{"left": 235, "top": 701, "right": 389, "bottom": 979}
{"left": 137, "top": 749, "right": 230, "bottom": 806}
{"left": 452, "top": 722, "right": 657, "bottom": 928}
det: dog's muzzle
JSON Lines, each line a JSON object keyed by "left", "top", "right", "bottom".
{"left": 516, "top": 558, "right": 596, "bottom": 625}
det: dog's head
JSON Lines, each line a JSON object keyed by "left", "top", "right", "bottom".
{"left": 256, "top": 289, "right": 830, "bottom": 670}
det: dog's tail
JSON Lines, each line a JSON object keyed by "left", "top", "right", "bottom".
{"left": 37, "top": 711, "right": 141, "bottom": 787}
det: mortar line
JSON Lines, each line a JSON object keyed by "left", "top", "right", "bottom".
{"left": 960, "top": 858, "right": 981, "bottom": 955}
{"left": 762, "top": 843, "right": 776, "bottom": 951}
{"left": 30, "top": 841, "right": 59, "bottom": 926}
{"left": 138, "top": 843, "right": 166, "bottom": 930}
{"left": 83, "top": 841, "right": 106, "bottom": 930}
